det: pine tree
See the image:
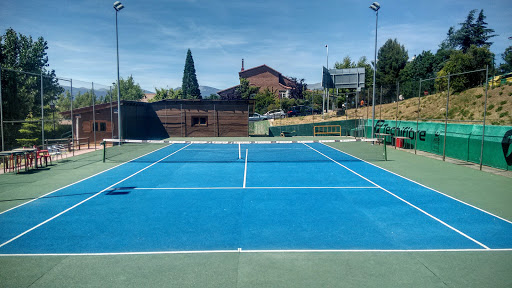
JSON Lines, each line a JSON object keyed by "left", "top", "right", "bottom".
{"left": 473, "top": 10, "right": 496, "bottom": 47}
{"left": 441, "top": 9, "right": 496, "bottom": 53}
{"left": 181, "top": 49, "right": 201, "bottom": 99}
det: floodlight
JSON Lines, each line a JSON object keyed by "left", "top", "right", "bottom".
{"left": 113, "top": 1, "right": 124, "bottom": 11}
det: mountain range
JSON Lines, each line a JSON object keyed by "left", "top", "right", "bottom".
{"left": 173, "top": 86, "right": 220, "bottom": 97}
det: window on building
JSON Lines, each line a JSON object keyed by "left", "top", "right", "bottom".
{"left": 94, "top": 121, "right": 107, "bottom": 132}
{"left": 192, "top": 116, "right": 208, "bottom": 126}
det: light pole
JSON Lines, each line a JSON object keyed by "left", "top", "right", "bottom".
{"left": 50, "top": 100, "right": 55, "bottom": 138}
{"left": 369, "top": 2, "right": 380, "bottom": 139}
{"left": 114, "top": 1, "right": 124, "bottom": 142}
{"left": 326, "top": 44, "right": 329, "bottom": 114}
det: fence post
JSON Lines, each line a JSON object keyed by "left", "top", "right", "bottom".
{"left": 415, "top": 79, "right": 422, "bottom": 155}
{"left": 0, "top": 66, "right": 4, "bottom": 151}
{"left": 479, "top": 65, "right": 489, "bottom": 170}
{"left": 70, "top": 79, "right": 74, "bottom": 156}
{"left": 41, "top": 71, "right": 45, "bottom": 149}
{"left": 395, "top": 81, "right": 399, "bottom": 149}
{"left": 92, "top": 82, "right": 96, "bottom": 150}
{"left": 443, "top": 75, "right": 450, "bottom": 161}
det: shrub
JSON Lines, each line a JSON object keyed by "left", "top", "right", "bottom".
{"left": 487, "top": 104, "right": 495, "bottom": 110}
{"left": 500, "top": 111, "right": 509, "bottom": 118}
{"left": 475, "top": 94, "right": 483, "bottom": 99}
{"left": 500, "top": 100, "right": 507, "bottom": 105}
{"left": 496, "top": 106, "right": 503, "bottom": 112}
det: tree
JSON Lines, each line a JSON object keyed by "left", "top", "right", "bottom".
{"left": 399, "top": 51, "right": 441, "bottom": 98}
{"left": 376, "top": 39, "right": 408, "bottom": 101}
{"left": 254, "top": 89, "right": 278, "bottom": 114}
{"left": 106, "top": 75, "right": 145, "bottom": 102}
{"left": 441, "top": 9, "right": 496, "bottom": 53}
{"left": 16, "top": 113, "right": 41, "bottom": 147}
{"left": 473, "top": 10, "right": 497, "bottom": 48}
{"left": 236, "top": 78, "right": 259, "bottom": 99}
{"left": 0, "top": 28, "right": 63, "bottom": 148}
{"left": 436, "top": 45, "right": 493, "bottom": 92}
{"left": 287, "top": 77, "right": 307, "bottom": 99}
{"left": 498, "top": 46, "right": 512, "bottom": 73}
{"left": 150, "top": 87, "right": 182, "bottom": 102}
{"left": 334, "top": 56, "right": 355, "bottom": 69}
{"left": 181, "top": 49, "right": 201, "bottom": 99}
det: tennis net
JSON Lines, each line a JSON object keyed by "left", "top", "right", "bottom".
{"left": 101, "top": 138, "right": 387, "bottom": 164}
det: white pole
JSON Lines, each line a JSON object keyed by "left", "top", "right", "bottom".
{"left": 115, "top": 8, "right": 122, "bottom": 141}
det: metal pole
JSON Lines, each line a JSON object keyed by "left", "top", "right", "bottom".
{"left": 326, "top": 44, "right": 329, "bottom": 70}
{"left": 116, "top": 9, "right": 122, "bottom": 141}
{"left": 52, "top": 103, "right": 55, "bottom": 138}
{"left": 379, "top": 85, "right": 382, "bottom": 120}
{"left": 371, "top": 9, "right": 378, "bottom": 139}
{"left": 443, "top": 75, "right": 450, "bottom": 161}
{"left": 366, "top": 89, "right": 369, "bottom": 137}
{"left": 322, "top": 88, "right": 325, "bottom": 119}
{"left": 71, "top": 79, "right": 74, "bottom": 156}
{"left": 395, "top": 81, "right": 399, "bottom": 149}
{"left": 92, "top": 82, "right": 96, "bottom": 149}
{"left": 41, "top": 71, "right": 45, "bottom": 149}
{"left": 110, "top": 86, "right": 113, "bottom": 139}
{"left": 415, "top": 80, "right": 422, "bottom": 155}
{"left": 479, "top": 66, "right": 489, "bottom": 170}
{"left": 0, "top": 66, "right": 4, "bottom": 151}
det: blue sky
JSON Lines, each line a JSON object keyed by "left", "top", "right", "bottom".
{"left": 1, "top": 0, "right": 511, "bottom": 92}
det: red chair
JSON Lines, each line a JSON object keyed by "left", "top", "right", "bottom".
{"left": 36, "top": 150, "right": 52, "bottom": 167}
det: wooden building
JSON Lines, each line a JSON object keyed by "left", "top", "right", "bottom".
{"left": 150, "top": 100, "right": 252, "bottom": 137}
{"left": 61, "top": 99, "right": 253, "bottom": 142}
{"left": 60, "top": 102, "right": 120, "bottom": 144}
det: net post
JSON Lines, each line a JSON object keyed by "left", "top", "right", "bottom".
{"left": 384, "top": 139, "right": 387, "bottom": 161}
{"left": 102, "top": 141, "right": 106, "bottom": 162}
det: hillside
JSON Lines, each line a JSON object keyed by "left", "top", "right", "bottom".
{"left": 272, "top": 83, "right": 512, "bottom": 126}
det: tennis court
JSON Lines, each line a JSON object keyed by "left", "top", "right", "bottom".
{"left": 1, "top": 140, "right": 511, "bottom": 256}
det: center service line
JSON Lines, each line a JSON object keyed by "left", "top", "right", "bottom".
{"left": 243, "top": 149, "right": 248, "bottom": 188}
{"left": 0, "top": 144, "right": 192, "bottom": 249}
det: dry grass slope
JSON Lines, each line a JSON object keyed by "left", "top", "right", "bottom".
{"left": 272, "top": 83, "right": 512, "bottom": 126}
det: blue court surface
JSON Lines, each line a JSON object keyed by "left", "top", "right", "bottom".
{"left": 1, "top": 142, "right": 512, "bottom": 255}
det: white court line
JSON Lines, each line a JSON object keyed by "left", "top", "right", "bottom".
{"left": 0, "top": 143, "right": 174, "bottom": 216}
{"left": 0, "top": 144, "right": 192, "bottom": 249}
{"left": 132, "top": 187, "right": 380, "bottom": 190}
{"left": 322, "top": 143, "right": 512, "bottom": 226}
{"left": 243, "top": 149, "right": 248, "bottom": 188}
{"left": 1, "top": 247, "right": 511, "bottom": 257}
{"left": 304, "top": 143, "right": 490, "bottom": 250}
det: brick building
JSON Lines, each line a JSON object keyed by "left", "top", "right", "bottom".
{"left": 217, "top": 63, "right": 297, "bottom": 100}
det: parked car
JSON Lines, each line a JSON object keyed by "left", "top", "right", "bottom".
{"left": 249, "top": 113, "right": 267, "bottom": 121}
{"left": 287, "top": 106, "right": 319, "bottom": 117}
{"left": 264, "top": 109, "right": 286, "bottom": 119}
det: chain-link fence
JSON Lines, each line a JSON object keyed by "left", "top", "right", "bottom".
{"left": 1, "top": 66, "right": 115, "bottom": 154}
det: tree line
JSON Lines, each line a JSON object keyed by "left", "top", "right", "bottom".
{"left": 347, "top": 9, "right": 511, "bottom": 104}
